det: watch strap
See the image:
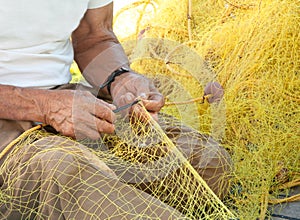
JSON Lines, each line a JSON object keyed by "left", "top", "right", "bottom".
{"left": 99, "top": 67, "right": 130, "bottom": 95}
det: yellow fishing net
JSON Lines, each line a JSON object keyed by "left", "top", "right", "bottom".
{"left": 112, "top": 0, "right": 300, "bottom": 219}
{"left": 0, "top": 107, "right": 234, "bottom": 219}
{"left": 0, "top": 0, "right": 299, "bottom": 219}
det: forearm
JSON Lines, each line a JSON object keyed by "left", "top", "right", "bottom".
{"left": 73, "top": 29, "right": 119, "bottom": 69}
{"left": 71, "top": 4, "right": 130, "bottom": 93}
{"left": 0, "top": 84, "right": 49, "bottom": 123}
{"left": 73, "top": 35, "right": 130, "bottom": 91}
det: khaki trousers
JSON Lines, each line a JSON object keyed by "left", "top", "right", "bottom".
{"left": 0, "top": 86, "right": 232, "bottom": 219}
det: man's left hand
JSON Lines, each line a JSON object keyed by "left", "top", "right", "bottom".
{"left": 110, "top": 71, "right": 164, "bottom": 121}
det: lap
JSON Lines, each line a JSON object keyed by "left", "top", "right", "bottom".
{"left": 0, "top": 134, "right": 185, "bottom": 220}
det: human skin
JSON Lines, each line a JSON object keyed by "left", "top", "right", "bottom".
{"left": 0, "top": 3, "right": 164, "bottom": 140}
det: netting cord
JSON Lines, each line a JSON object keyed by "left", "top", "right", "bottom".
{"left": 273, "top": 177, "right": 300, "bottom": 191}
{"left": 114, "top": 0, "right": 155, "bottom": 24}
{"left": 0, "top": 124, "right": 43, "bottom": 161}
{"left": 113, "top": 0, "right": 157, "bottom": 39}
{"left": 164, "top": 94, "right": 214, "bottom": 106}
{"left": 260, "top": 178, "right": 300, "bottom": 219}
{"left": 269, "top": 194, "right": 300, "bottom": 205}
{"left": 137, "top": 103, "right": 236, "bottom": 219}
{"left": 223, "top": 0, "right": 255, "bottom": 9}
{"left": 269, "top": 178, "right": 300, "bottom": 204}
{"left": 147, "top": 45, "right": 193, "bottom": 78}
{"left": 187, "top": 0, "right": 192, "bottom": 41}
{"left": 260, "top": 192, "right": 269, "bottom": 220}
{"left": 165, "top": 97, "right": 204, "bottom": 106}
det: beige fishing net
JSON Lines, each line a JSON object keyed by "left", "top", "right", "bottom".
{"left": 0, "top": 0, "right": 299, "bottom": 219}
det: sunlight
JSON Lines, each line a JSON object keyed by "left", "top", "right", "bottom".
{"left": 113, "top": 0, "right": 142, "bottom": 38}
{"left": 113, "top": 0, "right": 137, "bottom": 13}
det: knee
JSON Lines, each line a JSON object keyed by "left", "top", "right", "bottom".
{"left": 165, "top": 122, "right": 233, "bottom": 199}
{"left": 190, "top": 137, "right": 233, "bottom": 199}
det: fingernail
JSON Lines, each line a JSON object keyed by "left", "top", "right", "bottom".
{"left": 139, "top": 93, "right": 147, "bottom": 99}
{"left": 109, "top": 104, "right": 117, "bottom": 110}
{"left": 125, "top": 93, "right": 134, "bottom": 101}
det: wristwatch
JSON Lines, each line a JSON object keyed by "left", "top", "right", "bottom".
{"left": 100, "top": 67, "right": 130, "bottom": 95}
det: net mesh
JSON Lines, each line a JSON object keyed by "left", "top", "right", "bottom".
{"left": 0, "top": 109, "right": 234, "bottom": 219}
{"left": 0, "top": 0, "right": 299, "bottom": 219}
{"left": 112, "top": 0, "right": 300, "bottom": 219}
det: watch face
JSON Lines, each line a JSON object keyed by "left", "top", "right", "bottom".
{"left": 120, "top": 67, "right": 130, "bottom": 72}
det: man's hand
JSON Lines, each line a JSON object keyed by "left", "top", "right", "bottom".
{"left": 110, "top": 71, "right": 165, "bottom": 121}
{"left": 44, "top": 90, "right": 116, "bottom": 140}
{"left": 71, "top": 5, "right": 164, "bottom": 121}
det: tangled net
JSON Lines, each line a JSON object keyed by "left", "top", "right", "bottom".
{"left": 113, "top": 0, "right": 300, "bottom": 219}
{"left": 0, "top": 0, "right": 299, "bottom": 219}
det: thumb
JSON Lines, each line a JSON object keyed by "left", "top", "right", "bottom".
{"left": 204, "top": 82, "right": 224, "bottom": 103}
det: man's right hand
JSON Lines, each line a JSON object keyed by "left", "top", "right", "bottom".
{"left": 43, "top": 90, "right": 116, "bottom": 140}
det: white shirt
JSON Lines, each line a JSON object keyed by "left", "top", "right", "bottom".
{"left": 0, "top": 0, "right": 112, "bottom": 88}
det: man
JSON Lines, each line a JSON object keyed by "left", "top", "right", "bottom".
{"left": 0, "top": 0, "right": 232, "bottom": 219}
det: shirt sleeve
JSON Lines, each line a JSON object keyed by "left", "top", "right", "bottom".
{"left": 88, "top": 0, "right": 113, "bottom": 9}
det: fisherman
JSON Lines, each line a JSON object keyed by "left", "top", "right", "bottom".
{"left": 0, "top": 1, "right": 232, "bottom": 219}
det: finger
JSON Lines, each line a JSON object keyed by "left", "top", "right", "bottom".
{"left": 141, "top": 92, "right": 165, "bottom": 112}
{"left": 113, "top": 92, "right": 135, "bottom": 106}
{"left": 73, "top": 123, "right": 101, "bottom": 140}
{"left": 71, "top": 112, "right": 102, "bottom": 140}
{"left": 97, "top": 99, "right": 116, "bottom": 110}
{"left": 78, "top": 90, "right": 115, "bottom": 110}
{"left": 80, "top": 114, "right": 115, "bottom": 136}
{"left": 131, "top": 109, "right": 159, "bottom": 123}
{"left": 113, "top": 92, "right": 136, "bottom": 115}
{"left": 94, "top": 101, "right": 116, "bottom": 123}
{"left": 136, "top": 79, "right": 151, "bottom": 97}
{"left": 131, "top": 103, "right": 157, "bottom": 124}
{"left": 94, "top": 117, "right": 115, "bottom": 134}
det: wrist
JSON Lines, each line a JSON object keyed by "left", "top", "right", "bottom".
{"left": 109, "top": 70, "right": 139, "bottom": 98}
{"left": 0, "top": 85, "right": 51, "bottom": 123}
{"left": 99, "top": 67, "right": 130, "bottom": 95}
{"left": 31, "top": 89, "right": 58, "bottom": 125}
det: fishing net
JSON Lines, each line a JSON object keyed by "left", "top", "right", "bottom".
{"left": 112, "top": 0, "right": 300, "bottom": 219}
{"left": 0, "top": 106, "right": 234, "bottom": 219}
{"left": 0, "top": 0, "right": 299, "bottom": 219}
